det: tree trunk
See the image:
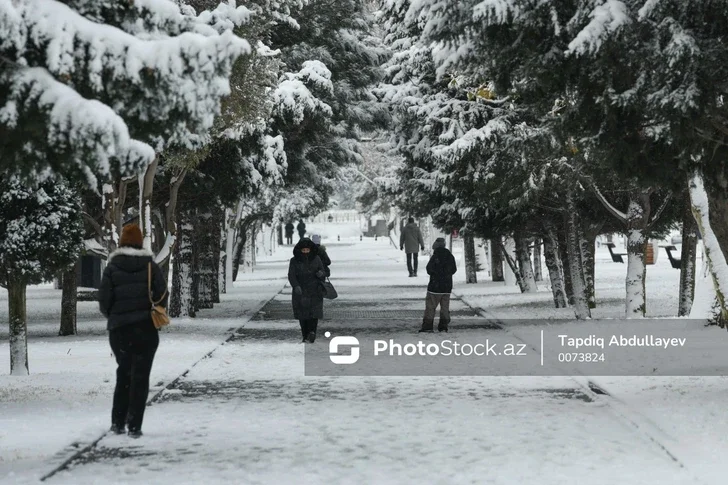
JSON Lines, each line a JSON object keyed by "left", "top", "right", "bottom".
{"left": 157, "top": 168, "right": 188, "bottom": 274}
{"left": 277, "top": 224, "right": 284, "bottom": 245}
{"left": 242, "top": 224, "right": 255, "bottom": 274}
{"left": 8, "top": 281, "right": 29, "bottom": 376}
{"left": 170, "top": 207, "right": 195, "bottom": 318}
{"left": 558, "top": 226, "right": 574, "bottom": 305}
{"left": 689, "top": 172, "right": 728, "bottom": 325}
{"left": 139, "top": 158, "right": 159, "bottom": 251}
{"left": 579, "top": 230, "right": 597, "bottom": 309}
{"left": 211, "top": 206, "right": 224, "bottom": 304}
{"left": 543, "top": 231, "right": 568, "bottom": 308}
{"left": 514, "top": 234, "right": 537, "bottom": 293}
{"left": 490, "top": 238, "right": 504, "bottom": 282}
{"left": 59, "top": 262, "right": 78, "bottom": 336}
{"left": 499, "top": 240, "right": 527, "bottom": 293}
{"left": 195, "top": 210, "right": 215, "bottom": 310}
{"left": 463, "top": 233, "right": 478, "bottom": 284}
{"left": 625, "top": 190, "right": 651, "bottom": 318}
{"left": 679, "top": 190, "right": 698, "bottom": 317}
{"left": 533, "top": 239, "right": 543, "bottom": 282}
{"left": 219, "top": 212, "right": 228, "bottom": 295}
{"left": 232, "top": 219, "right": 252, "bottom": 282}
{"left": 565, "top": 190, "right": 591, "bottom": 319}
{"left": 102, "top": 182, "right": 119, "bottom": 254}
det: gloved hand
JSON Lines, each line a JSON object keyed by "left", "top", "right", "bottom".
{"left": 400, "top": 246, "right": 404, "bottom": 251}
{"left": 421, "top": 246, "right": 425, "bottom": 251}
{"left": 293, "top": 286, "right": 302, "bottom": 296}
{"left": 315, "top": 270, "right": 325, "bottom": 278}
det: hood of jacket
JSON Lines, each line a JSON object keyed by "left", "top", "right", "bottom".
{"left": 293, "top": 238, "right": 318, "bottom": 261}
{"left": 107, "top": 247, "right": 155, "bottom": 272}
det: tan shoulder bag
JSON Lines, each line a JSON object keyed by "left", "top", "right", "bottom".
{"left": 148, "top": 263, "right": 170, "bottom": 329}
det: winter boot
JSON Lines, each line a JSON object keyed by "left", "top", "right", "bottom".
{"left": 128, "top": 429, "right": 143, "bottom": 439}
{"left": 418, "top": 319, "right": 434, "bottom": 333}
{"left": 308, "top": 331, "right": 317, "bottom": 343}
{"left": 110, "top": 424, "right": 125, "bottom": 435}
{"left": 438, "top": 321, "right": 450, "bottom": 333}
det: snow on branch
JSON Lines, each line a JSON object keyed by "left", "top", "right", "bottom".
{"left": 591, "top": 182, "right": 628, "bottom": 223}
{"left": 273, "top": 61, "right": 334, "bottom": 124}
{"left": 8, "top": 0, "right": 251, "bottom": 151}
{"left": 567, "top": 1, "right": 630, "bottom": 56}
{"left": 473, "top": 0, "right": 521, "bottom": 25}
{"left": 0, "top": 66, "right": 155, "bottom": 181}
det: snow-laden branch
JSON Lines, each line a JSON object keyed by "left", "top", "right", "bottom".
{"left": 567, "top": 0, "right": 630, "bottom": 56}
{"left": 648, "top": 191, "right": 672, "bottom": 227}
{"left": 591, "top": 183, "right": 628, "bottom": 223}
{"left": 1, "top": 66, "right": 154, "bottom": 181}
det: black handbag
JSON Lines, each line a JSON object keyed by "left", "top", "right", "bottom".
{"left": 322, "top": 278, "right": 338, "bottom": 300}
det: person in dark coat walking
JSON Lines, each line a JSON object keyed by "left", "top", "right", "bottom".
{"left": 99, "top": 224, "right": 168, "bottom": 438}
{"left": 296, "top": 219, "right": 307, "bottom": 240}
{"left": 400, "top": 217, "right": 425, "bottom": 277}
{"left": 420, "top": 237, "right": 457, "bottom": 333}
{"left": 285, "top": 222, "right": 295, "bottom": 245}
{"left": 311, "top": 234, "right": 331, "bottom": 277}
{"left": 288, "top": 237, "right": 326, "bottom": 343}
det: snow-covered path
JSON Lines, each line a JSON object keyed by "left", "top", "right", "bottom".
{"left": 41, "top": 241, "right": 700, "bottom": 484}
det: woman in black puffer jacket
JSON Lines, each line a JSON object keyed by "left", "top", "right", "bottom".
{"left": 288, "top": 237, "right": 326, "bottom": 343}
{"left": 99, "top": 224, "right": 167, "bottom": 438}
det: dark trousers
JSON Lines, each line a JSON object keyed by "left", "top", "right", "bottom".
{"left": 286, "top": 235, "right": 293, "bottom": 245}
{"left": 298, "top": 231, "right": 306, "bottom": 239}
{"left": 421, "top": 292, "right": 451, "bottom": 331}
{"left": 406, "top": 252, "right": 419, "bottom": 274}
{"left": 299, "top": 318, "right": 319, "bottom": 339}
{"left": 109, "top": 320, "right": 159, "bottom": 431}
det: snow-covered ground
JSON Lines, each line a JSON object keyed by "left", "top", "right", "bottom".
{"left": 0, "top": 253, "right": 288, "bottom": 483}
{"left": 2, "top": 225, "right": 727, "bottom": 484}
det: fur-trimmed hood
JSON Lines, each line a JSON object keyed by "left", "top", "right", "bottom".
{"left": 107, "top": 246, "right": 155, "bottom": 274}
{"left": 108, "top": 247, "right": 154, "bottom": 262}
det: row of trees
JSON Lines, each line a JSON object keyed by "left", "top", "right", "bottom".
{"left": 374, "top": 0, "right": 728, "bottom": 321}
{"left": 0, "top": 0, "right": 385, "bottom": 375}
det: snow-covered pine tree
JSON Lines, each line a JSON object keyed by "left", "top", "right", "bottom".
{"left": 0, "top": 0, "right": 251, "bottom": 185}
{"left": 0, "top": 177, "right": 83, "bottom": 375}
{"left": 379, "top": 0, "right": 520, "bottom": 286}
{"left": 268, "top": 0, "right": 387, "bottom": 211}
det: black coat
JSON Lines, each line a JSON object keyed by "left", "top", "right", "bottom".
{"left": 317, "top": 245, "right": 332, "bottom": 277}
{"left": 296, "top": 221, "right": 306, "bottom": 236}
{"left": 285, "top": 223, "right": 295, "bottom": 236}
{"left": 99, "top": 247, "right": 168, "bottom": 331}
{"left": 288, "top": 240, "right": 326, "bottom": 319}
{"left": 426, "top": 247, "right": 457, "bottom": 294}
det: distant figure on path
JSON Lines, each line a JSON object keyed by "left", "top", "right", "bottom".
{"left": 99, "top": 224, "right": 167, "bottom": 438}
{"left": 288, "top": 238, "right": 326, "bottom": 343}
{"left": 420, "top": 237, "right": 457, "bottom": 333}
{"left": 400, "top": 217, "right": 425, "bottom": 277}
{"left": 312, "top": 234, "right": 331, "bottom": 277}
{"left": 297, "top": 219, "right": 307, "bottom": 239}
{"left": 285, "top": 222, "right": 295, "bottom": 245}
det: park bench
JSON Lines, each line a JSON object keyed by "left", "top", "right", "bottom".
{"left": 605, "top": 243, "right": 627, "bottom": 263}
{"left": 661, "top": 245, "right": 682, "bottom": 269}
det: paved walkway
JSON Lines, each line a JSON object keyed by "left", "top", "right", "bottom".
{"left": 45, "top": 242, "right": 694, "bottom": 484}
